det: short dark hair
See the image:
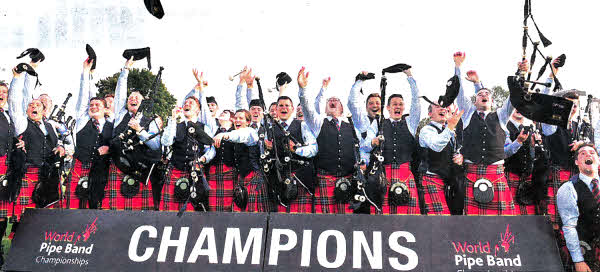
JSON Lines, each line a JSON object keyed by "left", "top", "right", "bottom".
{"left": 387, "top": 94, "right": 404, "bottom": 106}
{"left": 235, "top": 109, "right": 251, "bottom": 122}
{"left": 0, "top": 82, "right": 8, "bottom": 89}
{"left": 366, "top": 93, "right": 381, "bottom": 106}
{"left": 270, "top": 102, "right": 278, "bottom": 108}
{"left": 185, "top": 96, "right": 201, "bottom": 108}
{"left": 90, "top": 97, "right": 107, "bottom": 107}
{"left": 277, "top": 96, "right": 293, "bottom": 105}
{"left": 104, "top": 93, "right": 115, "bottom": 99}
{"left": 576, "top": 143, "right": 598, "bottom": 156}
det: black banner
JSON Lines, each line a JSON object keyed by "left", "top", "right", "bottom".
{"left": 5, "top": 210, "right": 563, "bottom": 272}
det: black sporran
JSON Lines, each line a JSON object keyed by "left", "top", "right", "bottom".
{"left": 280, "top": 177, "right": 298, "bottom": 205}
{"left": 516, "top": 180, "right": 535, "bottom": 206}
{"left": 75, "top": 176, "right": 90, "bottom": 200}
{"left": 173, "top": 178, "right": 191, "bottom": 202}
{"left": 333, "top": 177, "right": 353, "bottom": 203}
{"left": 233, "top": 185, "right": 248, "bottom": 210}
{"left": 120, "top": 175, "right": 140, "bottom": 198}
{"left": 389, "top": 181, "right": 410, "bottom": 206}
{"left": 473, "top": 178, "right": 494, "bottom": 204}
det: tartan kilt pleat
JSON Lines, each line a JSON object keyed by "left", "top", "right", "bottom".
{"left": 276, "top": 171, "right": 313, "bottom": 213}
{"left": 422, "top": 173, "right": 450, "bottom": 215}
{"left": 371, "top": 163, "right": 420, "bottom": 215}
{"left": 66, "top": 159, "right": 92, "bottom": 209}
{"left": 10, "top": 166, "right": 39, "bottom": 220}
{"left": 0, "top": 155, "right": 11, "bottom": 218}
{"left": 506, "top": 172, "right": 536, "bottom": 215}
{"left": 159, "top": 167, "right": 195, "bottom": 212}
{"left": 314, "top": 171, "right": 354, "bottom": 214}
{"left": 464, "top": 163, "right": 516, "bottom": 216}
{"left": 546, "top": 166, "right": 574, "bottom": 227}
{"left": 102, "top": 162, "right": 153, "bottom": 211}
{"left": 207, "top": 163, "right": 234, "bottom": 212}
{"left": 232, "top": 171, "right": 266, "bottom": 213}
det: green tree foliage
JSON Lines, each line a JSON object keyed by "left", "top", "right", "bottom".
{"left": 470, "top": 85, "right": 509, "bottom": 111}
{"left": 95, "top": 68, "right": 176, "bottom": 123}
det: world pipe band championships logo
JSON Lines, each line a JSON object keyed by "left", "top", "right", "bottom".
{"left": 452, "top": 224, "right": 522, "bottom": 271}
{"left": 35, "top": 217, "right": 98, "bottom": 267}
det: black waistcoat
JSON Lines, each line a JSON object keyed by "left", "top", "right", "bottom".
{"left": 573, "top": 178, "right": 600, "bottom": 242}
{"left": 315, "top": 118, "right": 356, "bottom": 176}
{"left": 0, "top": 112, "right": 15, "bottom": 157}
{"left": 505, "top": 121, "right": 533, "bottom": 175}
{"left": 462, "top": 112, "right": 506, "bottom": 165}
{"left": 113, "top": 113, "right": 161, "bottom": 163}
{"left": 545, "top": 121, "right": 576, "bottom": 169}
{"left": 171, "top": 121, "right": 207, "bottom": 171}
{"left": 210, "top": 127, "right": 235, "bottom": 167}
{"left": 273, "top": 119, "right": 307, "bottom": 166}
{"left": 20, "top": 119, "right": 59, "bottom": 166}
{"left": 425, "top": 124, "right": 453, "bottom": 178}
{"left": 382, "top": 119, "right": 416, "bottom": 165}
{"left": 74, "top": 119, "right": 114, "bottom": 164}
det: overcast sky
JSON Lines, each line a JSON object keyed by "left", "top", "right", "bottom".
{"left": 0, "top": 0, "right": 598, "bottom": 116}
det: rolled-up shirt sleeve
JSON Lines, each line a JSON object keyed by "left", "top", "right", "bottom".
{"left": 138, "top": 119, "right": 161, "bottom": 150}
{"left": 557, "top": 182, "right": 584, "bottom": 263}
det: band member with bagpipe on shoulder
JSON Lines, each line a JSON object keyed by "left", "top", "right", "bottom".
{"left": 297, "top": 67, "right": 363, "bottom": 214}
{"left": 6, "top": 63, "right": 66, "bottom": 216}
{"left": 557, "top": 144, "right": 600, "bottom": 272}
{"left": 67, "top": 58, "right": 112, "bottom": 209}
{"left": 358, "top": 67, "right": 422, "bottom": 215}
{"left": 105, "top": 57, "right": 161, "bottom": 211}
{"left": 455, "top": 52, "right": 518, "bottom": 216}
{"left": 213, "top": 109, "right": 266, "bottom": 212}
{"left": 160, "top": 70, "right": 216, "bottom": 212}
{"left": 263, "top": 95, "right": 318, "bottom": 214}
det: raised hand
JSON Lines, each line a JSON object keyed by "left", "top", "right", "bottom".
{"left": 518, "top": 60, "right": 529, "bottom": 73}
{"left": 453, "top": 52, "right": 466, "bottom": 67}
{"left": 322, "top": 76, "right": 331, "bottom": 89}
{"left": 297, "top": 67, "right": 309, "bottom": 89}
{"left": 516, "top": 129, "right": 530, "bottom": 144}
{"left": 125, "top": 56, "right": 135, "bottom": 70}
{"left": 193, "top": 69, "right": 208, "bottom": 91}
{"left": 466, "top": 70, "right": 480, "bottom": 83}
{"left": 244, "top": 68, "right": 255, "bottom": 88}
{"left": 83, "top": 58, "right": 94, "bottom": 73}
{"left": 447, "top": 109, "right": 464, "bottom": 130}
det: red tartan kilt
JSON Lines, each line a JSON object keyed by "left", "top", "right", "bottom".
{"left": 276, "top": 171, "right": 313, "bottom": 213}
{"left": 371, "top": 163, "right": 420, "bottom": 215}
{"left": 158, "top": 167, "right": 195, "bottom": 212}
{"left": 464, "top": 164, "right": 516, "bottom": 216}
{"left": 207, "top": 163, "right": 234, "bottom": 212}
{"left": 66, "top": 159, "right": 92, "bottom": 209}
{"left": 8, "top": 166, "right": 40, "bottom": 221}
{"left": 314, "top": 172, "right": 354, "bottom": 214}
{"left": 506, "top": 172, "right": 536, "bottom": 215}
{"left": 422, "top": 174, "right": 450, "bottom": 215}
{"left": 102, "top": 163, "right": 153, "bottom": 211}
{"left": 547, "top": 167, "right": 574, "bottom": 227}
{"left": 0, "top": 155, "right": 12, "bottom": 218}
{"left": 232, "top": 171, "right": 266, "bottom": 213}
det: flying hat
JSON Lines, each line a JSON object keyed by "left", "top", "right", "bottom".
{"left": 16, "top": 48, "right": 45, "bottom": 63}
{"left": 122, "top": 47, "right": 151, "bottom": 70}
{"left": 420, "top": 75, "right": 459, "bottom": 108}
{"left": 144, "top": 0, "right": 164, "bottom": 19}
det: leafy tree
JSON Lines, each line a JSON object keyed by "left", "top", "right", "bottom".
{"left": 470, "top": 85, "right": 509, "bottom": 111}
{"left": 95, "top": 68, "right": 176, "bottom": 123}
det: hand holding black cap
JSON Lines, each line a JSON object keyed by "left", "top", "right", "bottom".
{"left": 552, "top": 54, "right": 566, "bottom": 68}
{"left": 355, "top": 72, "right": 375, "bottom": 82}
{"left": 276, "top": 72, "right": 292, "bottom": 87}
{"left": 14, "top": 63, "right": 42, "bottom": 88}
{"left": 420, "top": 75, "right": 460, "bottom": 108}
{"left": 86, "top": 44, "right": 97, "bottom": 70}
{"left": 122, "top": 47, "right": 151, "bottom": 70}
{"left": 16, "top": 48, "right": 45, "bottom": 63}
{"left": 382, "top": 63, "right": 411, "bottom": 74}
{"left": 144, "top": 0, "right": 164, "bottom": 19}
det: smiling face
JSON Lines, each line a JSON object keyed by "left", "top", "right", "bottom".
{"left": 249, "top": 106, "right": 263, "bottom": 123}
{"left": 325, "top": 97, "right": 343, "bottom": 117}
{"left": 366, "top": 96, "right": 381, "bottom": 118}
{"left": 104, "top": 96, "right": 115, "bottom": 113}
{"left": 277, "top": 98, "right": 294, "bottom": 121}
{"left": 475, "top": 89, "right": 492, "bottom": 111}
{"left": 127, "top": 92, "right": 144, "bottom": 114}
{"left": 88, "top": 98, "right": 106, "bottom": 120}
{"left": 208, "top": 102, "right": 218, "bottom": 117}
{"left": 183, "top": 97, "right": 201, "bottom": 120}
{"left": 218, "top": 111, "right": 233, "bottom": 127}
{"left": 27, "top": 99, "right": 45, "bottom": 122}
{"left": 575, "top": 145, "right": 599, "bottom": 177}
{"left": 0, "top": 85, "right": 7, "bottom": 109}
{"left": 428, "top": 104, "right": 449, "bottom": 123}
{"left": 234, "top": 111, "right": 251, "bottom": 129}
{"left": 296, "top": 105, "right": 304, "bottom": 120}
{"left": 386, "top": 97, "right": 405, "bottom": 120}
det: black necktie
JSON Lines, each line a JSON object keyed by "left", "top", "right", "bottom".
{"left": 478, "top": 112, "right": 485, "bottom": 120}
{"left": 281, "top": 121, "right": 288, "bottom": 130}
{"left": 592, "top": 179, "right": 600, "bottom": 204}
{"left": 93, "top": 120, "right": 101, "bottom": 132}
{"left": 251, "top": 122, "right": 258, "bottom": 129}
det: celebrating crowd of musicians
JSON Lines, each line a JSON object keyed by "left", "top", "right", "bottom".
{"left": 1, "top": 48, "right": 600, "bottom": 270}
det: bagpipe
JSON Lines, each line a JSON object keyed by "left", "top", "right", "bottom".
{"left": 252, "top": 77, "right": 311, "bottom": 210}
{"left": 111, "top": 66, "right": 164, "bottom": 185}
{"left": 176, "top": 124, "right": 213, "bottom": 216}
